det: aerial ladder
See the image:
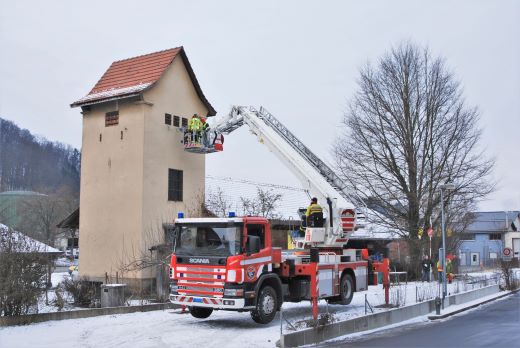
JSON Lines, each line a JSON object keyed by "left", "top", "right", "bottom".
{"left": 184, "top": 105, "right": 367, "bottom": 248}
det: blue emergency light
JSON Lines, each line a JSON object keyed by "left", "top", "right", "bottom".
{"left": 228, "top": 212, "right": 236, "bottom": 218}
{"left": 178, "top": 212, "right": 185, "bottom": 219}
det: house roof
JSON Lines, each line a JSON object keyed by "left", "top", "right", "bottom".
{"left": 205, "top": 175, "right": 310, "bottom": 220}
{"left": 465, "top": 211, "right": 520, "bottom": 233}
{"left": 71, "top": 47, "right": 216, "bottom": 115}
{"left": 0, "top": 223, "right": 62, "bottom": 254}
{"left": 56, "top": 208, "right": 79, "bottom": 229}
{"left": 0, "top": 190, "right": 46, "bottom": 197}
{"left": 205, "top": 176, "right": 398, "bottom": 240}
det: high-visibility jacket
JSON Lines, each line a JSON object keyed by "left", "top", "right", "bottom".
{"left": 446, "top": 259, "right": 452, "bottom": 274}
{"left": 189, "top": 117, "right": 202, "bottom": 131}
{"left": 305, "top": 203, "right": 323, "bottom": 217}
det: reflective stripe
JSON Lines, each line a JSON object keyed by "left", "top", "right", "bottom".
{"left": 306, "top": 204, "right": 323, "bottom": 216}
{"left": 240, "top": 256, "right": 272, "bottom": 265}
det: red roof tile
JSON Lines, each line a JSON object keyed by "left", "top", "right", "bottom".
{"left": 71, "top": 47, "right": 216, "bottom": 115}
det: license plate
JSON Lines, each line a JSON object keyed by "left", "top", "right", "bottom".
{"left": 193, "top": 298, "right": 203, "bottom": 303}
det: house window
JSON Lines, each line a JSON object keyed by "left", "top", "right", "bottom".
{"left": 182, "top": 117, "right": 188, "bottom": 128}
{"left": 105, "top": 111, "right": 119, "bottom": 127}
{"left": 168, "top": 169, "right": 183, "bottom": 201}
{"left": 173, "top": 115, "right": 180, "bottom": 127}
{"left": 165, "top": 113, "right": 172, "bottom": 125}
{"left": 489, "top": 233, "right": 501, "bottom": 240}
{"left": 460, "top": 233, "right": 475, "bottom": 241}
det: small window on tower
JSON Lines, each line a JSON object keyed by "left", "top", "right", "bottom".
{"left": 173, "top": 115, "right": 180, "bottom": 127}
{"left": 181, "top": 117, "right": 188, "bottom": 128}
{"left": 168, "top": 169, "right": 183, "bottom": 201}
{"left": 165, "top": 113, "right": 172, "bottom": 125}
{"left": 105, "top": 111, "right": 119, "bottom": 127}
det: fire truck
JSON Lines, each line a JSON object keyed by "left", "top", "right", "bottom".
{"left": 169, "top": 106, "right": 389, "bottom": 324}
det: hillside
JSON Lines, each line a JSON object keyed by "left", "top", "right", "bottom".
{"left": 0, "top": 117, "right": 80, "bottom": 194}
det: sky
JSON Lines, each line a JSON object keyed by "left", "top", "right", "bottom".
{"left": 0, "top": 0, "right": 519, "bottom": 211}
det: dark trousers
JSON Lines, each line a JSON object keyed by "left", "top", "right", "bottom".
{"left": 421, "top": 270, "right": 430, "bottom": 282}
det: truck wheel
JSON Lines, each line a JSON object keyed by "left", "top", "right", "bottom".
{"left": 339, "top": 274, "right": 354, "bottom": 305}
{"left": 251, "top": 285, "right": 277, "bottom": 324}
{"left": 189, "top": 306, "right": 213, "bottom": 319}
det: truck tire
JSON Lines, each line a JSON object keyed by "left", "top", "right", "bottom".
{"left": 189, "top": 306, "right": 213, "bottom": 319}
{"left": 339, "top": 273, "right": 354, "bottom": 305}
{"left": 251, "top": 285, "right": 277, "bottom": 324}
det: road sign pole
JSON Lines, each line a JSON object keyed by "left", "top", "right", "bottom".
{"left": 429, "top": 236, "right": 432, "bottom": 281}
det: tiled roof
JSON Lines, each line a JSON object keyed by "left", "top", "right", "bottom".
{"left": 71, "top": 47, "right": 216, "bottom": 115}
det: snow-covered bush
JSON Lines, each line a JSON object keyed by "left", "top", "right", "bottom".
{"left": 0, "top": 225, "right": 47, "bottom": 316}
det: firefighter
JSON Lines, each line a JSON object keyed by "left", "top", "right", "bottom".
{"left": 437, "top": 258, "right": 443, "bottom": 283}
{"left": 305, "top": 197, "right": 322, "bottom": 216}
{"left": 188, "top": 114, "right": 202, "bottom": 144}
{"left": 446, "top": 258, "right": 454, "bottom": 283}
{"left": 201, "top": 116, "right": 210, "bottom": 147}
{"left": 305, "top": 197, "right": 323, "bottom": 227}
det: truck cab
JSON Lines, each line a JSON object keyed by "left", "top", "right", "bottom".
{"left": 169, "top": 216, "right": 283, "bottom": 323}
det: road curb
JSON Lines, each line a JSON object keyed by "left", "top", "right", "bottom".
{"left": 428, "top": 288, "right": 519, "bottom": 320}
{"left": 278, "top": 285, "right": 500, "bottom": 347}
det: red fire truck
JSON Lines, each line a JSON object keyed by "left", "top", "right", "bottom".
{"left": 170, "top": 106, "right": 389, "bottom": 324}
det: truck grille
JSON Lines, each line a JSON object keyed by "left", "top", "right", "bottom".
{"left": 175, "top": 265, "right": 226, "bottom": 297}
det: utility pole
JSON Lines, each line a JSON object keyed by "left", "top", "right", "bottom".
{"left": 440, "top": 182, "right": 455, "bottom": 308}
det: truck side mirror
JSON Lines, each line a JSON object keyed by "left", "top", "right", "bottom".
{"left": 247, "top": 235, "right": 261, "bottom": 255}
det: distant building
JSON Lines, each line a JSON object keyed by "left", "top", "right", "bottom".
{"left": 56, "top": 207, "right": 79, "bottom": 257}
{"left": 457, "top": 211, "right": 519, "bottom": 271}
{"left": 504, "top": 212, "right": 520, "bottom": 259}
{"left": 71, "top": 47, "right": 216, "bottom": 287}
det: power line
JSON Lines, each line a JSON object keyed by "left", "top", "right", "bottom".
{"left": 205, "top": 175, "right": 308, "bottom": 193}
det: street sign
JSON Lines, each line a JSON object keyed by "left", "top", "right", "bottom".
{"left": 427, "top": 228, "right": 433, "bottom": 237}
{"left": 502, "top": 247, "right": 513, "bottom": 261}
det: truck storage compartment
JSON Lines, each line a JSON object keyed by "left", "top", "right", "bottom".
{"left": 288, "top": 278, "right": 310, "bottom": 301}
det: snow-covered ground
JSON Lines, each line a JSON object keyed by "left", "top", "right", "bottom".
{"left": 0, "top": 272, "right": 502, "bottom": 348}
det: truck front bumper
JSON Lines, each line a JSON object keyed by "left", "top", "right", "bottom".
{"left": 169, "top": 294, "right": 249, "bottom": 310}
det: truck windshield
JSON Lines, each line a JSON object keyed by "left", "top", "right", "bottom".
{"left": 174, "top": 224, "right": 242, "bottom": 257}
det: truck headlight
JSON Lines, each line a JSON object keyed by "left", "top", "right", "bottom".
{"left": 224, "top": 288, "right": 244, "bottom": 297}
{"left": 227, "top": 270, "right": 236, "bottom": 282}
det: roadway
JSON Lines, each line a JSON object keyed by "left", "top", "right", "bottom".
{"left": 324, "top": 292, "right": 520, "bottom": 347}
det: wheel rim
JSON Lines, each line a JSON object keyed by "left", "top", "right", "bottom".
{"left": 262, "top": 294, "right": 275, "bottom": 314}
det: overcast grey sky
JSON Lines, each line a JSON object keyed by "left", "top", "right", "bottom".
{"left": 1, "top": 0, "right": 518, "bottom": 211}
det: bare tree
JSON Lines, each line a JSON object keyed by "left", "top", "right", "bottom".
{"left": 206, "top": 187, "right": 233, "bottom": 217}
{"left": 334, "top": 42, "right": 494, "bottom": 270}
{"left": 240, "top": 187, "right": 283, "bottom": 219}
{"left": 18, "top": 187, "right": 78, "bottom": 297}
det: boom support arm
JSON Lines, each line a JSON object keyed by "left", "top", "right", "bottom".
{"left": 211, "top": 106, "right": 362, "bottom": 246}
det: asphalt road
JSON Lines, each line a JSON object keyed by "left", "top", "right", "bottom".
{"left": 324, "top": 292, "right": 520, "bottom": 348}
